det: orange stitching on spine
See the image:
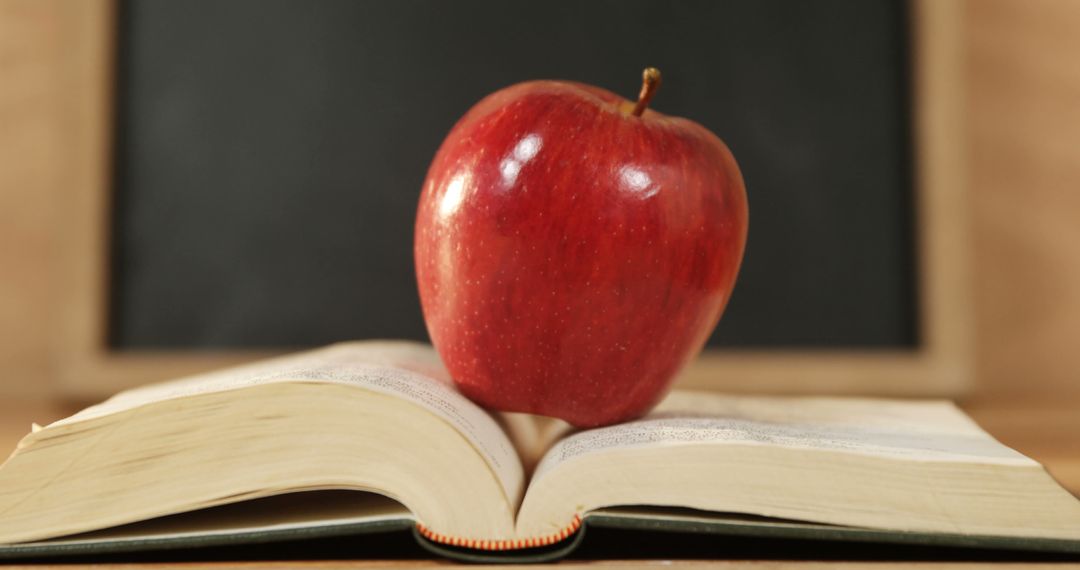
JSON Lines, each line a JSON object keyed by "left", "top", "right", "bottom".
{"left": 416, "top": 514, "right": 582, "bottom": 551}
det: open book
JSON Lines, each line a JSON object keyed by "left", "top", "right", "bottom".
{"left": 1, "top": 341, "right": 1079, "bottom": 562}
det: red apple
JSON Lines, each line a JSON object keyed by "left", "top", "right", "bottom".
{"left": 415, "top": 69, "right": 748, "bottom": 427}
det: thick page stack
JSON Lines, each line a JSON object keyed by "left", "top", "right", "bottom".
{"left": 1, "top": 341, "right": 1078, "bottom": 562}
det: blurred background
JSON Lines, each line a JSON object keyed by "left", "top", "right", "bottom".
{"left": 111, "top": 0, "right": 919, "bottom": 351}
{"left": 0, "top": 0, "right": 1077, "bottom": 481}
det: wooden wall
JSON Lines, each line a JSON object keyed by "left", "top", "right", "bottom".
{"left": 0, "top": 1, "right": 64, "bottom": 398}
{"left": 968, "top": 0, "right": 1080, "bottom": 400}
{"left": 1, "top": 0, "right": 1079, "bottom": 401}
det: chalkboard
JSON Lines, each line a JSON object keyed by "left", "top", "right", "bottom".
{"left": 109, "top": 0, "right": 916, "bottom": 350}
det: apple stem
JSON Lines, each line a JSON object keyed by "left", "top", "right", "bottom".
{"left": 631, "top": 67, "right": 662, "bottom": 117}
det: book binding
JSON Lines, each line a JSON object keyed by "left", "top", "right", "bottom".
{"left": 414, "top": 515, "right": 582, "bottom": 551}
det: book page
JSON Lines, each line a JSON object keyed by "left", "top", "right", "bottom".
{"left": 53, "top": 342, "right": 524, "bottom": 504}
{"left": 533, "top": 391, "right": 1035, "bottom": 481}
{"left": 42, "top": 491, "right": 412, "bottom": 544}
{"left": 496, "top": 413, "right": 574, "bottom": 477}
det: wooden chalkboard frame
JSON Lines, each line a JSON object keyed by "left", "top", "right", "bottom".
{"left": 56, "top": 0, "right": 971, "bottom": 399}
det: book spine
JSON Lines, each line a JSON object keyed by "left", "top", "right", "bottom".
{"left": 414, "top": 515, "right": 582, "bottom": 551}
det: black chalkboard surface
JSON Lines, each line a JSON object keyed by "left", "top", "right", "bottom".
{"left": 109, "top": 0, "right": 915, "bottom": 350}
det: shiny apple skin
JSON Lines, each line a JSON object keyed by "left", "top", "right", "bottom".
{"left": 415, "top": 80, "right": 748, "bottom": 428}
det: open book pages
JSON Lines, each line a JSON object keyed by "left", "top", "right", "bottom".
{"left": 51, "top": 341, "right": 525, "bottom": 505}
{"left": 1, "top": 341, "right": 1079, "bottom": 549}
{"left": 517, "top": 391, "right": 1075, "bottom": 538}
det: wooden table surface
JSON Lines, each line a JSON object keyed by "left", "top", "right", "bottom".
{"left": 1, "top": 396, "right": 1078, "bottom": 569}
